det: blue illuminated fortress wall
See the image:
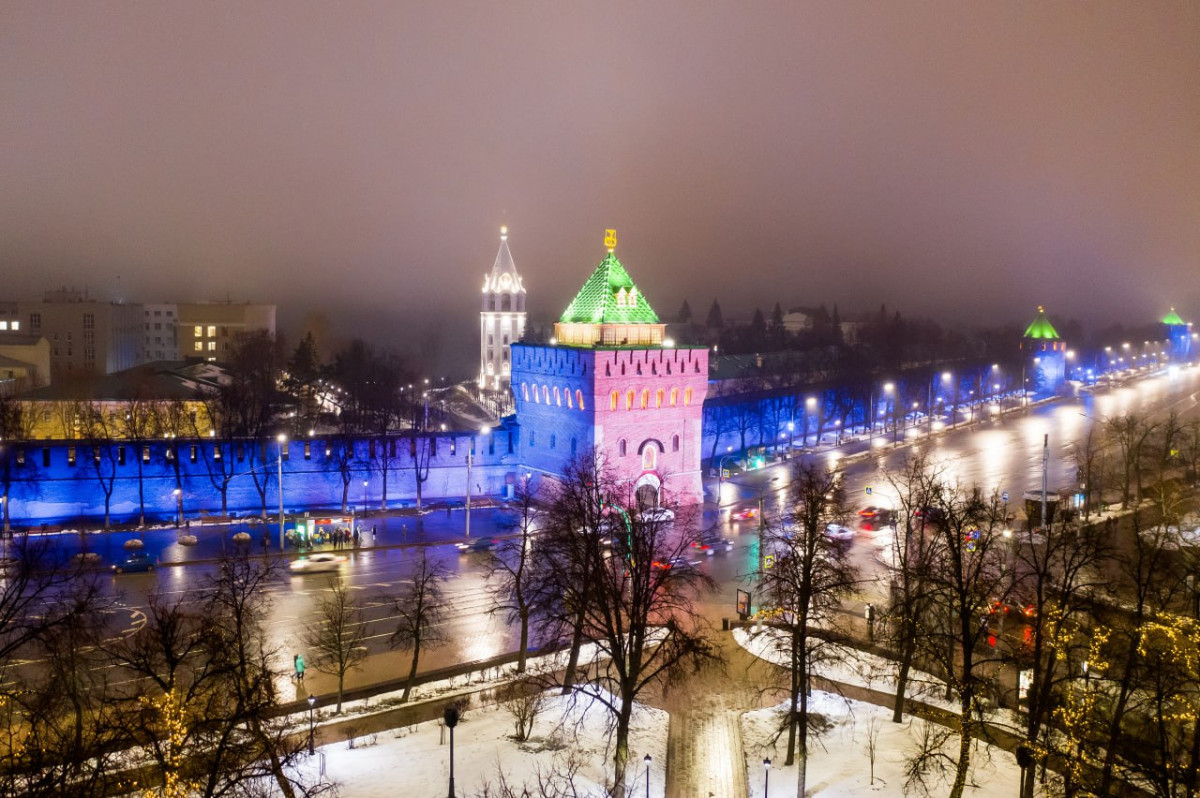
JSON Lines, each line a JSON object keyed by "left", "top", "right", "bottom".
{"left": 508, "top": 342, "right": 596, "bottom": 479}
{"left": 4, "top": 427, "right": 521, "bottom": 526}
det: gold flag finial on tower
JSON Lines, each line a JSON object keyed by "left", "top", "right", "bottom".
{"left": 604, "top": 229, "right": 617, "bottom": 252}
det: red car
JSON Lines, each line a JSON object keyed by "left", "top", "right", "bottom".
{"left": 731, "top": 508, "right": 758, "bottom": 521}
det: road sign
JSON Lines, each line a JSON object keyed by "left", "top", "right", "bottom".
{"left": 865, "top": 486, "right": 873, "bottom": 495}
{"left": 764, "top": 554, "right": 776, "bottom": 570}
{"left": 722, "top": 469, "right": 730, "bottom": 479}
{"left": 1002, "top": 491, "right": 1010, "bottom": 502}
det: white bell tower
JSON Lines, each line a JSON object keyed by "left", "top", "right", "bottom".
{"left": 480, "top": 226, "right": 526, "bottom": 392}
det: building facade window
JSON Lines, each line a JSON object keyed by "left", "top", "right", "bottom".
{"left": 670, "top": 388, "right": 678, "bottom": 407}
{"left": 610, "top": 391, "right": 619, "bottom": 411}
{"left": 626, "top": 390, "right": 635, "bottom": 410}
{"left": 672, "top": 434, "right": 680, "bottom": 452}
{"left": 642, "top": 446, "right": 656, "bottom": 471}
{"left": 618, "top": 439, "right": 627, "bottom": 457}
{"left": 577, "top": 390, "right": 585, "bottom": 411}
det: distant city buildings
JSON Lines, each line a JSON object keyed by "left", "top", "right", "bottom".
{"left": 0, "top": 289, "right": 275, "bottom": 384}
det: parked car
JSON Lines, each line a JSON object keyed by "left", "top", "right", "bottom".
{"left": 112, "top": 552, "right": 155, "bottom": 574}
{"left": 288, "top": 553, "right": 347, "bottom": 574}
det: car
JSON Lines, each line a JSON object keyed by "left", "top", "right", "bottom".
{"left": 640, "top": 506, "right": 675, "bottom": 523}
{"left": 731, "top": 507, "right": 758, "bottom": 521}
{"left": 988, "top": 598, "right": 1036, "bottom": 622}
{"left": 288, "top": 553, "right": 347, "bottom": 573}
{"left": 824, "top": 524, "right": 855, "bottom": 543}
{"left": 456, "top": 537, "right": 499, "bottom": 554}
{"left": 112, "top": 552, "right": 155, "bottom": 574}
{"left": 857, "top": 506, "right": 890, "bottom": 520}
{"left": 692, "top": 534, "right": 734, "bottom": 555}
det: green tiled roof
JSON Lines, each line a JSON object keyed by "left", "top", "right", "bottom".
{"left": 1162, "top": 308, "right": 1186, "bottom": 325}
{"left": 1022, "top": 306, "right": 1060, "bottom": 340}
{"left": 559, "top": 252, "right": 659, "bottom": 324}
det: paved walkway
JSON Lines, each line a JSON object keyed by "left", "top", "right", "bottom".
{"left": 661, "top": 635, "right": 780, "bottom": 798}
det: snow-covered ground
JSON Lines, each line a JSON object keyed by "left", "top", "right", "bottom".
{"left": 304, "top": 689, "right": 668, "bottom": 797}
{"left": 741, "top": 692, "right": 1022, "bottom": 798}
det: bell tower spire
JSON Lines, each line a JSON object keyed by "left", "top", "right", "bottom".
{"left": 479, "top": 226, "right": 526, "bottom": 392}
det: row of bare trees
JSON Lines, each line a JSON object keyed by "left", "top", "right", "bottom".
{"left": 0, "top": 544, "right": 325, "bottom": 797}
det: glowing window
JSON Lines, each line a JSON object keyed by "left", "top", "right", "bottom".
{"left": 641, "top": 389, "right": 649, "bottom": 409}
{"left": 566, "top": 391, "right": 573, "bottom": 409}
{"left": 618, "top": 439, "right": 627, "bottom": 457}
{"left": 207, "top": 325, "right": 216, "bottom": 337}
{"left": 611, "top": 391, "right": 619, "bottom": 411}
{"left": 554, "top": 387, "right": 561, "bottom": 406}
{"left": 194, "top": 326, "right": 202, "bottom": 337}
{"left": 656, "top": 389, "right": 664, "bottom": 408}
{"left": 577, "top": 390, "right": 585, "bottom": 411}
{"left": 670, "top": 388, "right": 678, "bottom": 407}
{"left": 542, "top": 386, "right": 549, "bottom": 404}
{"left": 522, "top": 383, "right": 529, "bottom": 402}
{"left": 642, "top": 446, "right": 656, "bottom": 471}
{"left": 626, "top": 390, "right": 635, "bottom": 410}
{"left": 532, "top": 385, "right": 539, "bottom": 403}
{"left": 684, "top": 388, "right": 693, "bottom": 406}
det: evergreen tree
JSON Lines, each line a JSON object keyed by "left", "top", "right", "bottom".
{"left": 771, "top": 303, "right": 784, "bottom": 330}
{"left": 749, "top": 308, "right": 768, "bottom": 350}
{"left": 706, "top": 299, "right": 724, "bottom": 330}
{"left": 677, "top": 299, "right": 693, "bottom": 325}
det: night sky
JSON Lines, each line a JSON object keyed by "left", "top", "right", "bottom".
{"left": 2, "top": 3, "right": 1197, "bottom": 374}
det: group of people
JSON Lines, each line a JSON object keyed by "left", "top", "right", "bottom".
{"left": 284, "top": 524, "right": 369, "bottom": 549}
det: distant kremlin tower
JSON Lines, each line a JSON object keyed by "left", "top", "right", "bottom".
{"left": 1020, "top": 305, "right": 1066, "bottom": 396}
{"left": 479, "top": 226, "right": 526, "bottom": 392}
{"left": 510, "top": 230, "right": 708, "bottom": 505}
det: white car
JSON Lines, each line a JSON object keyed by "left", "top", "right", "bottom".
{"left": 289, "top": 553, "right": 347, "bottom": 574}
{"left": 641, "top": 506, "right": 675, "bottom": 523}
{"left": 824, "top": 524, "right": 855, "bottom": 543}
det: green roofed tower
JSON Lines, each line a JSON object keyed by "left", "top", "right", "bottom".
{"left": 1022, "top": 306, "right": 1061, "bottom": 340}
{"left": 554, "top": 230, "right": 667, "bottom": 347}
{"left": 1162, "top": 308, "right": 1186, "bottom": 326}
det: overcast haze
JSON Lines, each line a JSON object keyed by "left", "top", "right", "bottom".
{"left": 2, "top": 3, "right": 1198, "bottom": 374}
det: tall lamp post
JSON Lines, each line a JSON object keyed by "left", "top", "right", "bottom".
{"left": 172, "top": 488, "right": 183, "bottom": 526}
{"left": 444, "top": 706, "right": 460, "bottom": 798}
{"left": 882, "top": 382, "right": 895, "bottom": 444}
{"left": 306, "top": 694, "right": 316, "bottom": 755}
{"left": 643, "top": 753, "right": 651, "bottom": 798}
{"left": 717, "top": 447, "right": 736, "bottom": 508}
{"left": 465, "top": 427, "right": 489, "bottom": 539}
{"left": 276, "top": 434, "right": 287, "bottom": 552}
{"left": 805, "top": 396, "right": 816, "bottom": 447}
{"left": 763, "top": 757, "right": 771, "bottom": 796}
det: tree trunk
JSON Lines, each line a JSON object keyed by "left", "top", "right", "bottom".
{"left": 611, "top": 698, "right": 633, "bottom": 798}
{"left": 337, "top": 671, "right": 345, "bottom": 714}
{"left": 948, "top": 689, "right": 974, "bottom": 798}
{"left": 517, "top": 608, "right": 529, "bottom": 673}
{"left": 401, "top": 639, "right": 421, "bottom": 703}
{"left": 341, "top": 477, "right": 350, "bottom": 513}
{"left": 893, "top": 646, "right": 913, "bottom": 723}
{"left": 785, "top": 628, "right": 800, "bottom": 765}
{"left": 561, "top": 615, "right": 585, "bottom": 695}
{"left": 137, "top": 455, "right": 146, "bottom": 527}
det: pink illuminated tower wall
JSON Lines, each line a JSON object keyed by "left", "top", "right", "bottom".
{"left": 509, "top": 230, "right": 708, "bottom": 506}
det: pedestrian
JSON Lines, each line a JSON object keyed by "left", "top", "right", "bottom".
{"left": 294, "top": 653, "right": 306, "bottom": 682}
{"left": 372, "top": 525, "right": 378, "bottom": 543}
{"left": 353, "top": 527, "right": 360, "bottom": 547}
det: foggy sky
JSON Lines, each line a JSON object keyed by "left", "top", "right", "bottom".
{"left": 2, "top": 3, "right": 1198, "bottom": 375}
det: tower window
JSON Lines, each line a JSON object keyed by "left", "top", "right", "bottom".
{"left": 641, "top": 389, "right": 649, "bottom": 409}
{"left": 611, "top": 391, "right": 619, "bottom": 411}
{"left": 577, "top": 390, "right": 585, "bottom": 411}
{"left": 626, "top": 390, "right": 635, "bottom": 410}
{"left": 618, "top": 439, "right": 627, "bottom": 457}
{"left": 656, "top": 389, "right": 664, "bottom": 408}
{"left": 642, "top": 446, "right": 657, "bottom": 471}
{"left": 672, "top": 434, "right": 680, "bottom": 452}
{"left": 670, "top": 388, "right": 678, "bottom": 407}
{"left": 684, "top": 387, "right": 693, "bottom": 406}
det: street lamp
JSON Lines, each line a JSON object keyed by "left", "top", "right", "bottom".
{"left": 717, "top": 446, "right": 736, "bottom": 507}
{"left": 763, "top": 757, "right": 771, "bottom": 796}
{"left": 307, "top": 694, "right": 316, "bottom": 755}
{"left": 786, "top": 421, "right": 794, "bottom": 454}
{"left": 277, "top": 434, "right": 287, "bottom": 552}
{"left": 465, "top": 427, "right": 490, "bottom": 539}
{"left": 643, "top": 753, "right": 652, "bottom": 798}
{"left": 444, "top": 706, "right": 460, "bottom": 798}
{"left": 172, "top": 488, "right": 182, "bottom": 526}
{"left": 805, "top": 396, "right": 816, "bottom": 447}
{"left": 882, "top": 382, "right": 895, "bottom": 444}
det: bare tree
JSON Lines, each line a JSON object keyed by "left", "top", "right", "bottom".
{"left": 536, "top": 453, "right": 716, "bottom": 796}
{"left": 389, "top": 549, "right": 450, "bottom": 702}
{"left": 759, "top": 461, "right": 858, "bottom": 796}
{"left": 485, "top": 479, "right": 542, "bottom": 673}
{"left": 304, "top": 575, "right": 369, "bottom": 713}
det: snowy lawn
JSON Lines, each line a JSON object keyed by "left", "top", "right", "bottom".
{"left": 741, "top": 691, "right": 1022, "bottom": 798}
{"left": 305, "top": 690, "right": 668, "bottom": 797}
